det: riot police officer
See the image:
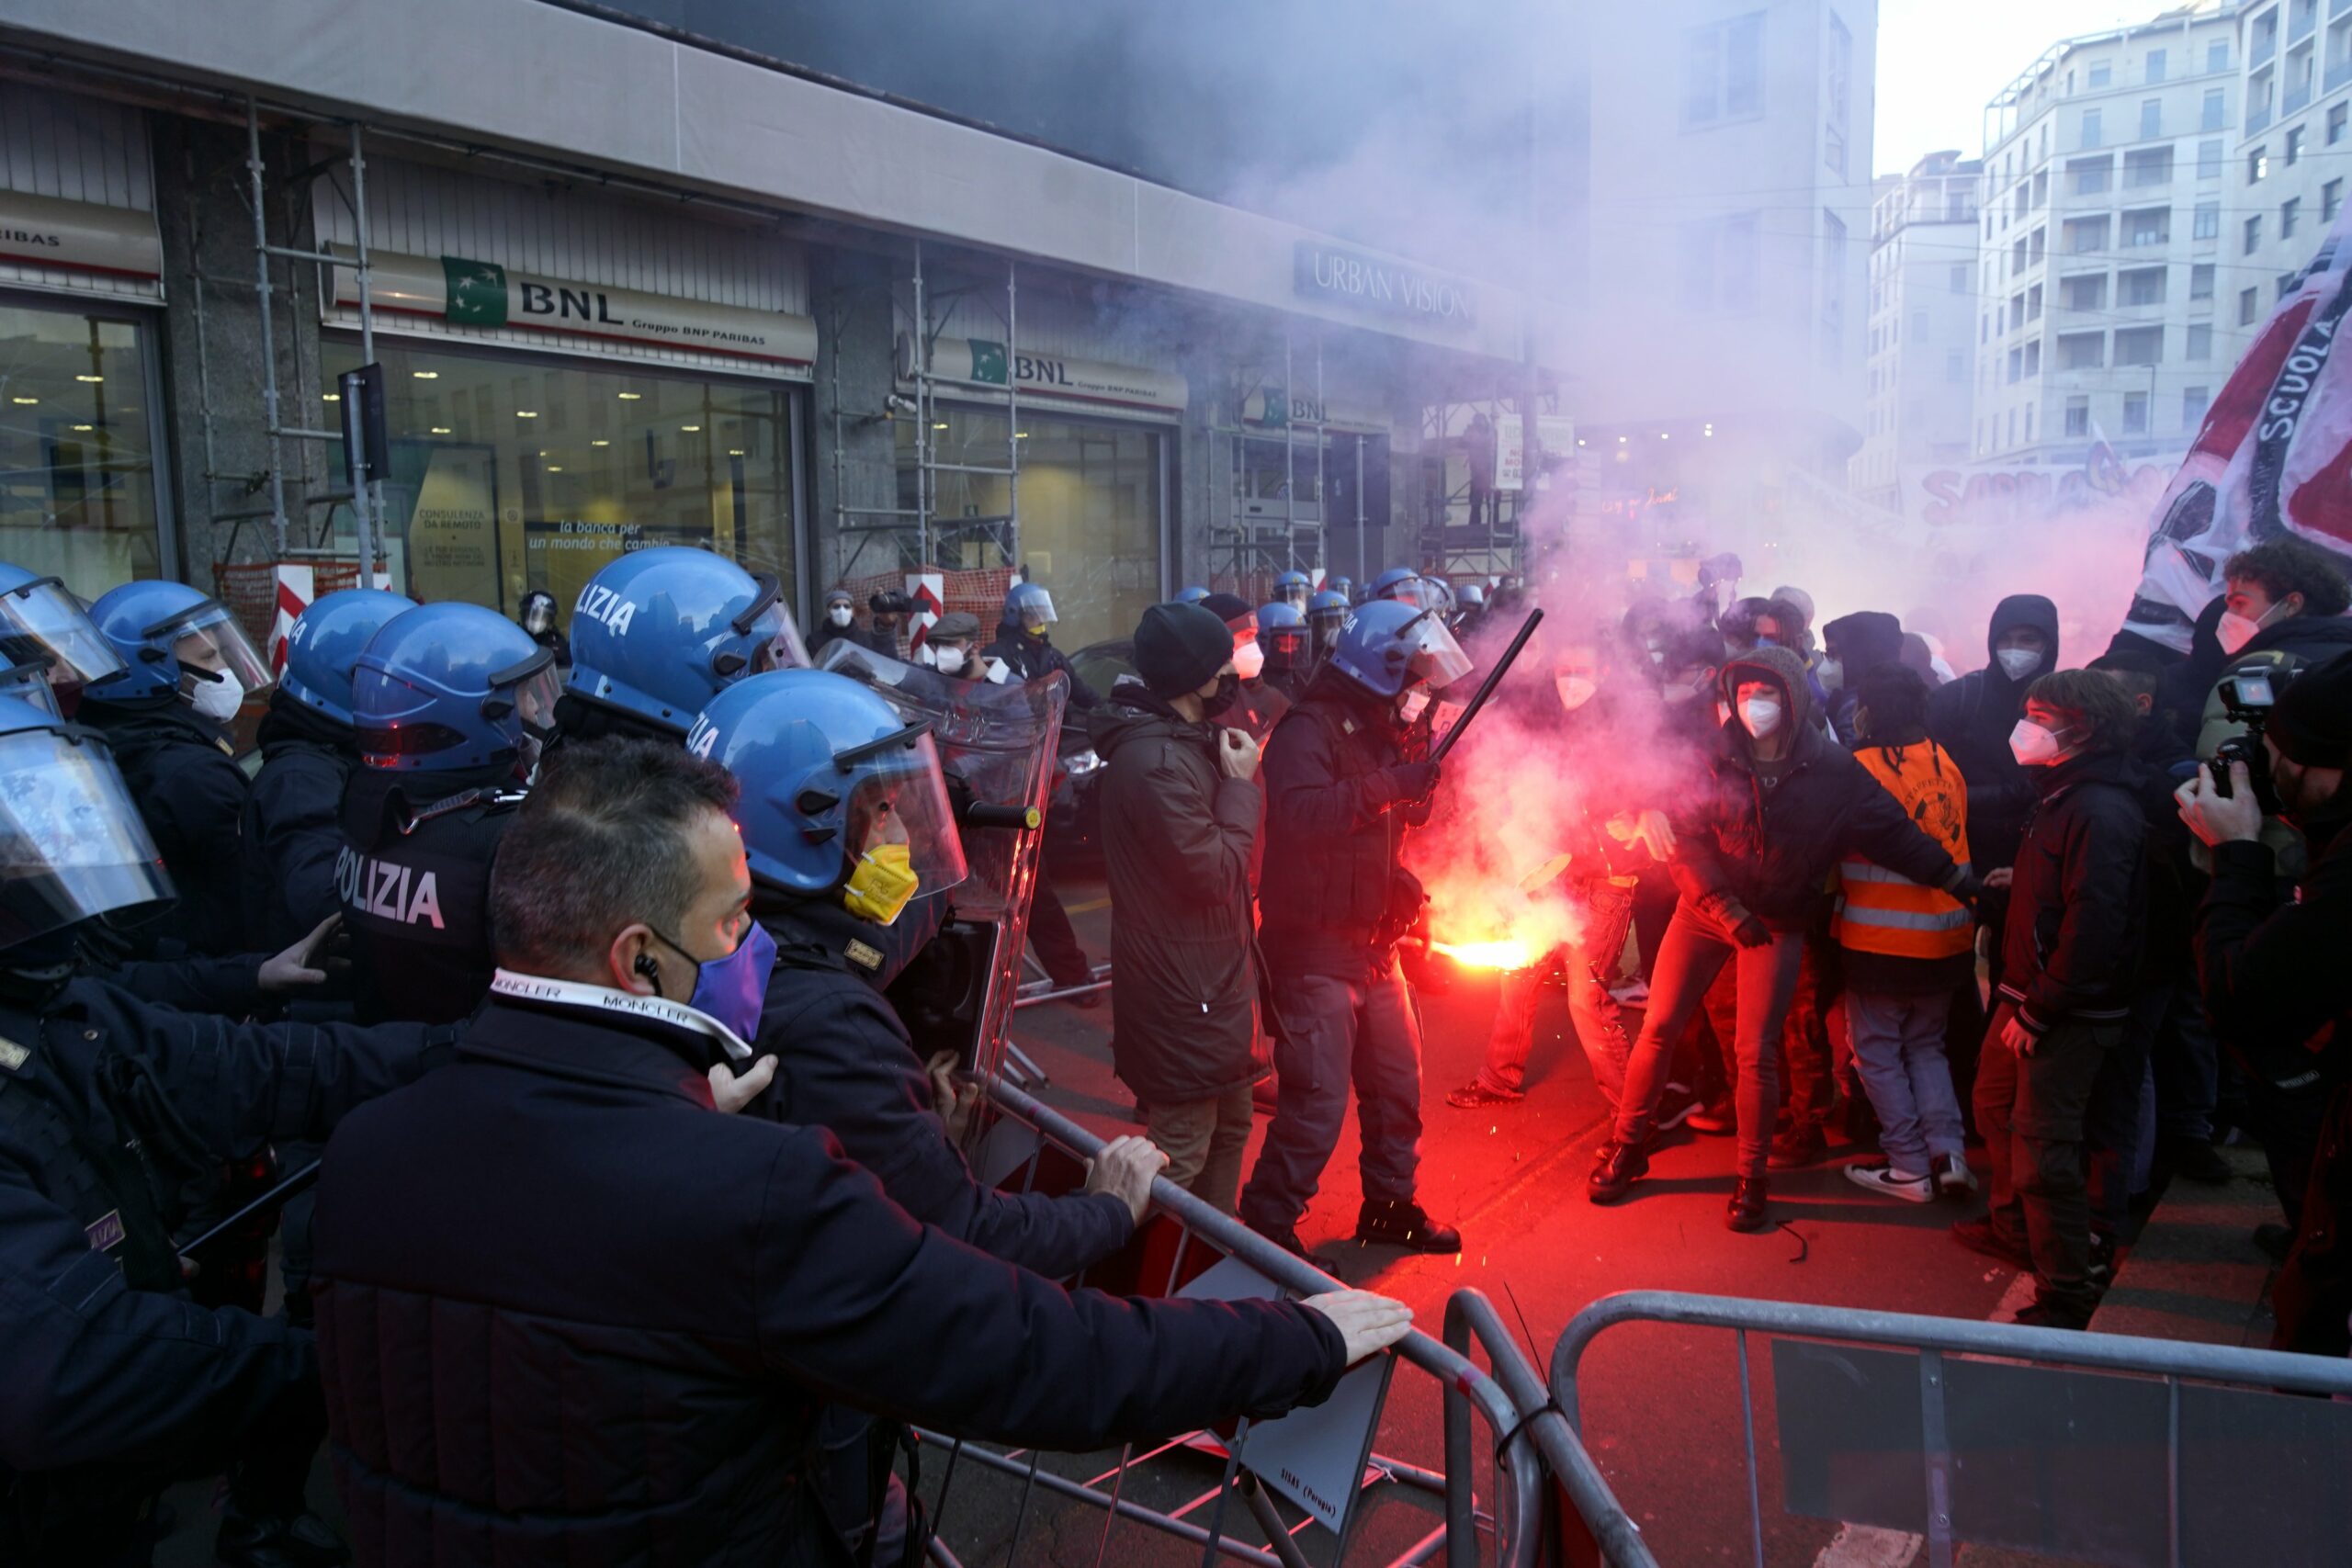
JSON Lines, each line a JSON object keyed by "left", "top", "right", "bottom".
{"left": 985, "top": 581, "right": 1098, "bottom": 710}
{"left": 1174, "top": 584, "right": 1213, "bottom": 606}
{"left": 1272, "top": 570, "right": 1313, "bottom": 613}
{"left": 517, "top": 589, "right": 571, "bottom": 670}
{"left": 1260, "top": 600, "right": 1311, "bottom": 704}
{"left": 338, "top": 603, "right": 559, "bottom": 1024}
{"left": 560, "top": 546, "right": 804, "bottom": 745}
{"left": 1306, "top": 588, "right": 1350, "bottom": 671}
{"left": 1238, "top": 600, "right": 1474, "bottom": 1257}
{"left": 0, "top": 560, "right": 129, "bottom": 716}
{"left": 81, "top": 580, "right": 276, "bottom": 958}
{"left": 0, "top": 692, "right": 446, "bottom": 1567}
{"left": 244, "top": 589, "right": 414, "bottom": 953}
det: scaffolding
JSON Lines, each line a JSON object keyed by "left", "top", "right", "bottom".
{"left": 1414, "top": 379, "right": 1554, "bottom": 587}
{"left": 831, "top": 243, "right": 1021, "bottom": 583}
{"left": 1206, "top": 325, "right": 1340, "bottom": 594}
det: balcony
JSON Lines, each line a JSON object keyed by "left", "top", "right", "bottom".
{"left": 2294, "top": 5, "right": 2318, "bottom": 43}
{"left": 2336, "top": 0, "right": 2352, "bottom": 18}
{"left": 2255, "top": 31, "right": 2278, "bottom": 67}
{"left": 2286, "top": 74, "right": 2316, "bottom": 112}
{"left": 2329, "top": 57, "right": 2352, "bottom": 92}
{"left": 2249, "top": 99, "right": 2276, "bottom": 133}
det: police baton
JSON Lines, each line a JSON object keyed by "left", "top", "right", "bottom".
{"left": 1430, "top": 607, "right": 1543, "bottom": 764}
{"left": 178, "top": 1158, "right": 322, "bottom": 1259}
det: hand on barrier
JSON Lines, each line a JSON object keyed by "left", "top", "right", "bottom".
{"left": 1217, "top": 727, "right": 1262, "bottom": 782}
{"left": 1085, "top": 1134, "right": 1170, "bottom": 1226}
{"left": 707, "top": 1054, "right": 777, "bottom": 1115}
{"left": 259, "top": 913, "right": 345, "bottom": 993}
{"left": 1303, "top": 1290, "right": 1414, "bottom": 1364}
{"left": 926, "top": 1049, "right": 983, "bottom": 1142}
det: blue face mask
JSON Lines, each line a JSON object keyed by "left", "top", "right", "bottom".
{"left": 650, "top": 919, "right": 777, "bottom": 1043}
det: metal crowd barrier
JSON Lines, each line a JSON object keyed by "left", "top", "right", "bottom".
{"left": 1552, "top": 1290, "right": 2352, "bottom": 1568}
{"left": 930, "top": 1077, "right": 1654, "bottom": 1567}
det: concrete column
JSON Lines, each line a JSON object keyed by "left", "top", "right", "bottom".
{"left": 807, "top": 243, "right": 905, "bottom": 595}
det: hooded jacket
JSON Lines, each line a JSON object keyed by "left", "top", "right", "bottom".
{"left": 1996, "top": 748, "right": 2149, "bottom": 1035}
{"left": 1090, "top": 682, "right": 1269, "bottom": 1103}
{"left": 1822, "top": 611, "right": 1905, "bottom": 746}
{"left": 1671, "top": 647, "right": 1972, "bottom": 931}
{"left": 1927, "top": 593, "right": 2060, "bottom": 870}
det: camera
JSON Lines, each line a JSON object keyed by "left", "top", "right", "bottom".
{"left": 2212, "top": 666, "right": 2288, "bottom": 813}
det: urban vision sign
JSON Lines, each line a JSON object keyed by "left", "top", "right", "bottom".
{"left": 1294, "top": 243, "right": 1476, "bottom": 327}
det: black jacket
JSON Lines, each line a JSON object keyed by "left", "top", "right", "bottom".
{"left": 337, "top": 764, "right": 522, "bottom": 1025}
{"left": 312, "top": 993, "right": 1347, "bottom": 1567}
{"left": 243, "top": 700, "right": 358, "bottom": 953}
{"left": 1927, "top": 593, "right": 2060, "bottom": 870}
{"left": 752, "top": 900, "right": 1132, "bottom": 1280}
{"left": 1671, "top": 648, "right": 1967, "bottom": 932}
{"left": 1090, "top": 684, "right": 1268, "bottom": 1103}
{"left": 0, "top": 971, "right": 440, "bottom": 1558}
{"left": 1255, "top": 673, "right": 1432, "bottom": 975}
{"left": 2196, "top": 807, "right": 2352, "bottom": 1087}
{"left": 987, "top": 620, "right": 1100, "bottom": 708}
{"left": 82, "top": 698, "right": 252, "bottom": 957}
{"left": 1996, "top": 749, "right": 2148, "bottom": 1036}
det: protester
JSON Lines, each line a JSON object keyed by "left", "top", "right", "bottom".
{"left": 311, "top": 736, "right": 1410, "bottom": 1564}
{"left": 1929, "top": 593, "right": 2060, "bottom": 882}
{"left": 81, "top": 581, "right": 275, "bottom": 958}
{"left": 864, "top": 588, "right": 913, "bottom": 657}
{"left": 809, "top": 586, "right": 862, "bottom": 657}
{"left": 1203, "top": 592, "right": 1290, "bottom": 739}
{"left": 924, "top": 609, "right": 989, "bottom": 679}
{"left": 1590, "top": 645, "right": 1975, "bottom": 1232}
{"left": 1821, "top": 610, "right": 1905, "bottom": 746}
{"left": 1957, "top": 671, "right": 2146, "bottom": 1329}
{"left": 1091, "top": 602, "right": 1269, "bottom": 1212}
{"left": 1834, "top": 666, "right": 1976, "bottom": 1203}
{"left": 1240, "top": 599, "right": 1472, "bottom": 1256}
{"left": 2176, "top": 649, "right": 2352, "bottom": 1353}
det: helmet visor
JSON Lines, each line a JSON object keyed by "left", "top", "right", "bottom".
{"left": 842, "top": 730, "right": 969, "bottom": 893}
{"left": 0, "top": 577, "right": 124, "bottom": 696}
{"left": 502, "top": 659, "right": 565, "bottom": 733}
{"left": 0, "top": 728, "right": 175, "bottom": 947}
{"left": 735, "top": 580, "right": 810, "bottom": 674}
{"left": 1016, "top": 589, "right": 1057, "bottom": 627}
{"left": 157, "top": 602, "right": 274, "bottom": 694}
{"left": 1406, "top": 613, "right": 1475, "bottom": 690}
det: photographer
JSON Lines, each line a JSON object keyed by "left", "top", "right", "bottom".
{"left": 2177, "top": 650, "right": 2352, "bottom": 1354}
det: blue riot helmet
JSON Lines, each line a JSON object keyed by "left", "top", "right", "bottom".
{"left": 85, "top": 580, "right": 275, "bottom": 718}
{"left": 1273, "top": 570, "right": 1312, "bottom": 609}
{"left": 279, "top": 588, "right": 417, "bottom": 729}
{"left": 0, "top": 661, "right": 60, "bottom": 718}
{"left": 566, "top": 547, "right": 808, "bottom": 737}
{"left": 1174, "top": 585, "right": 1212, "bottom": 606}
{"left": 1306, "top": 589, "right": 1349, "bottom": 660}
{"left": 1369, "top": 566, "right": 1450, "bottom": 614}
{"left": 1328, "top": 576, "right": 1352, "bottom": 602}
{"left": 1329, "top": 600, "right": 1475, "bottom": 700}
{"left": 1457, "top": 581, "right": 1488, "bottom": 610}
{"left": 0, "top": 563, "right": 123, "bottom": 712}
{"left": 1258, "top": 601, "right": 1308, "bottom": 663}
{"left": 1006, "top": 581, "right": 1057, "bottom": 639}
{"left": 686, "top": 669, "right": 969, "bottom": 925}
{"left": 352, "top": 603, "right": 560, "bottom": 774}
{"left": 0, "top": 692, "right": 175, "bottom": 949}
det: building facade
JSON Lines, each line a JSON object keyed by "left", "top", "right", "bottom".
{"left": 1853, "top": 152, "right": 1984, "bottom": 506}
{"left": 2231, "top": 0, "right": 2352, "bottom": 341}
{"left": 0, "top": 0, "right": 1557, "bottom": 650}
{"left": 1973, "top": 2, "right": 2247, "bottom": 469}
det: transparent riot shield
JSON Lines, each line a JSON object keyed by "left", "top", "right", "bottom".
{"left": 813, "top": 639, "right": 1067, "bottom": 1083}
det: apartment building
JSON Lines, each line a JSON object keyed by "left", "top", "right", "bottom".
{"left": 2232, "top": 0, "right": 2352, "bottom": 333}
{"left": 1854, "top": 152, "right": 1984, "bottom": 506}
{"left": 1974, "top": 3, "right": 2246, "bottom": 467}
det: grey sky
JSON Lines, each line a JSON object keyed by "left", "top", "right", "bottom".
{"left": 1875, "top": 0, "right": 2175, "bottom": 174}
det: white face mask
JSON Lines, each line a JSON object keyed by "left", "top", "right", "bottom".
{"left": 2008, "top": 718, "right": 2065, "bottom": 766}
{"left": 188, "top": 671, "right": 243, "bottom": 722}
{"left": 2215, "top": 600, "right": 2285, "bottom": 656}
{"left": 828, "top": 605, "right": 854, "bottom": 627}
{"left": 1995, "top": 646, "right": 2044, "bottom": 682}
{"left": 1739, "top": 694, "right": 1782, "bottom": 739}
{"left": 1555, "top": 674, "right": 1598, "bottom": 711}
{"left": 1396, "top": 689, "right": 1430, "bottom": 724}
{"left": 1816, "top": 658, "right": 1845, "bottom": 693}
{"left": 1232, "top": 640, "right": 1266, "bottom": 681}
{"left": 933, "top": 645, "right": 967, "bottom": 675}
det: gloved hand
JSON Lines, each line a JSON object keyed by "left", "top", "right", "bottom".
{"left": 1731, "top": 915, "right": 1773, "bottom": 949}
{"left": 1951, "top": 872, "right": 1985, "bottom": 908}
{"left": 1383, "top": 760, "right": 1442, "bottom": 804}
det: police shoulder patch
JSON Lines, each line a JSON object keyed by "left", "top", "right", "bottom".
{"left": 0, "top": 1033, "right": 28, "bottom": 1073}
{"left": 843, "top": 939, "right": 885, "bottom": 973}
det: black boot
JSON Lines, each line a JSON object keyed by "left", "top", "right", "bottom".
{"left": 216, "top": 1506, "right": 351, "bottom": 1568}
{"left": 1587, "top": 1139, "right": 1649, "bottom": 1204}
{"left": 1724, "top": 1177, "right": 1770, "bottom": 1233}
{"left": 1354, "top": 1198, "right": 1461, "bottom": 1253}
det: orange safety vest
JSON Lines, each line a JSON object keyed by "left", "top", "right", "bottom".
{"left": 1836, "top": 738, "right": 1973, "bottom": 960}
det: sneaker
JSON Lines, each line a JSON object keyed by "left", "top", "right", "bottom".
{"left": 1724, "top": 1177, "right": 1770, "bottom": 1232}
{"left": 2254, "top": 1222, "right": 2296, "bottom": 1264}
{"left": 1767, "top": 1122, "right": 1829, "bottom": 1170}
{"left": 1446, "top": 1079, "right": 1524, "bottom": 1110}
{"left": 2162, "top": 1136, "right": 2234, "bottom": 1186}
{"left": 1845, "top": 1160, "right": 1935, "bottom": 1203}
{"left": 1931, "top": 1153, "right": 1978, "bottom": 1201}
{"left": 1608, "top": 978, "right": 1651, "bottom": 1006}
{"left": 1354, "top": 1198, "right": 1461, "bottom": 1253}
{"left": 1587, "top": 1139, "right": 1650, "bottom": 1204}
{"left": 1685, "top": 1097, "right": 1737, "bottom": 1135}
{"left": 1951, "top": 1217, "right": 2034, "bottom": 1270}
{"left": 2087, "top": 1232, "right": 2118, "bottom": 1281}
{"left": 2013, "top": 1297, "right": 2092, "bottom": 1331}
{"left": 1655, "top": 1081, "right": 1702, "bottom": 1131}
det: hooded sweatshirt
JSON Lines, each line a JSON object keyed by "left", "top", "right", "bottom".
{"left": 1822, "top": 611, "right": 1905, "bottom": 746}
{"left": 1926, "top": 592, "right": 2060, "bottom": 870}
{"left": 1669, "top": 645, "right": 1971, "bottom": 931}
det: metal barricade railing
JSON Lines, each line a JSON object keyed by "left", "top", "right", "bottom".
{"left": 1551, "top": 1290, "right": 2352, "bottom": 1568}
{"left": 942, "top": 1077, "right": 1650, "bottom": 1567}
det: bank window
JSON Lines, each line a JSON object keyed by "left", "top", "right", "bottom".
{"left": 898, "top": 406, "right": 1164, "bottom": 653}
{"left": 1684, "top": 12, "right": 1766, "bottom": 128}
{"left": 0, "top": 298, "right": 166, "bottom": 592}
{"left": 319, "top": 339, "right": 799, "bottom": 616}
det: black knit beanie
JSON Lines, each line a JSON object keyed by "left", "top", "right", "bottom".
{"left": 1136, "top": 602, "right": 1233, "bottom": 699}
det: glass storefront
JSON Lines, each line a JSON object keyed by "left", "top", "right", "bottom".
{"left": 0, "top": 295, "right": 167, "bottom": 593}
{"left": 897, "top": 405, "right": 1165, "bottom": 654}
{"left": 320, "top": 338, "right": 801, "bottom": 618}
